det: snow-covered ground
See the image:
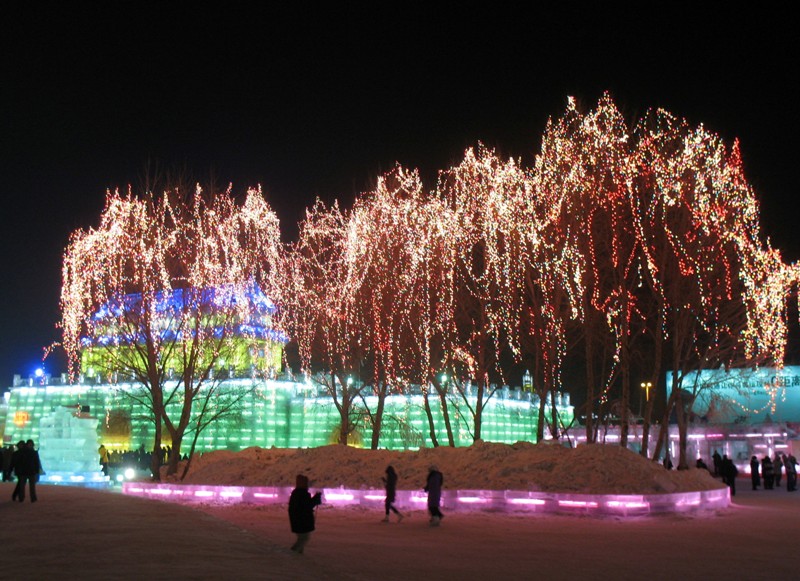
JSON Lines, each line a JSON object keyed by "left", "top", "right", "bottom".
{"left": 2, "top": 481, "right": 798, "bottom": 580}
{"left": 170, "top": 441, "right": 722, "bottom": 494}
{"left": 3, "top": 443, "right": 797, "bottom": 580}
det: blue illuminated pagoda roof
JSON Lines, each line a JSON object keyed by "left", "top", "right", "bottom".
{"left": 82, "top": 282, "right": 288, "bottom": 347}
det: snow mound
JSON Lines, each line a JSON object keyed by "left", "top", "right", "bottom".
{"left": 169, "top": 441, "right": 724, "bottom": 494}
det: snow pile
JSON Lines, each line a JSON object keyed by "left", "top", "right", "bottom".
{"left": 170, "top": 441, "right": 724, "bottom": 494}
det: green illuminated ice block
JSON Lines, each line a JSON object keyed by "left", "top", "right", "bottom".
{"left": 2, "top": 380, "right": 572, "bottom": 453}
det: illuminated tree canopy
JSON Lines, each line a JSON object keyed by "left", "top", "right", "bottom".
{"left": 62, "top": 94, "right": 798, "bottom": 462}
{"left": 61, "top": 182, "right": 282, "bottom": 476}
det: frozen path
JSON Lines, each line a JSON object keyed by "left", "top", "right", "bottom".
{"left": 0, "top": 482, "right": 328, "bottom": 580}
{"left": 200, "top": 484, "right": 800, "bottom": 580}
{"left": 1, "top": 481, "right": 797, "bottom": 580}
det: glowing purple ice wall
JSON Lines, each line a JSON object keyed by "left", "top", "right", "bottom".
{"left": 122, "top": 483, "right": 730, "bottom": 517}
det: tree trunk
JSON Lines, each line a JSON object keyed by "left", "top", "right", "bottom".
{"left": 335, "top": 371, "right": 351, "bottom": 446}
{"left": 536, "top": 390, "right": 547, "bottom": 441}
{"left": 150, "top": 421, "right": 162, "bottom": 482}
{"left": 474, "top": 379, "right": 484, "bottom": 442}
{"left": 640, "top": 310, "right": 664, "bottom": 458}
{"left": 675, "top": 390, "right": 689, "bottom": 469}
{"left": 422, "top": 388, "right": 439, "bottom": 447}
{"left": 620, "top": 317, "right": 630, "bottom": 448}
{"left": 180, "top": 429, "right": 202, "bottom": 481}
{"left": 640, "top": 393, "right": 655, "bottom": 459}
{"left": 438, "top": 390, "right": 455, "bottom": 447}
{"left": 584, "top": 333, "right": 595, "bottom": 443}
{"left": 652, "top": 384, "right": 677, "bottom": 463}
{"left": 167, "top": 432, "right": 183, "bottom": 475}
{"left": 370, "top": 383, "right": 386, "bottom": 450}
{"left": 432, "top": 377, "right": 455, "bottom": 447}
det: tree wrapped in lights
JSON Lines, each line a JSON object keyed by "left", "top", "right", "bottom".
{"left": 346, "top": 167, "right": 448, "bottom": 448}
{"left": 281, "top": 200, "right": 369, "bottom": 445}
{"left": 525, "top": 112, "right": 586, "bottom": 442}
{"left": 436, "top": 146, "right": 531, "bottom": 441}
{"left": 385, "top": 169, "right": 460, "bottom": 446}
{"left": 533, "top": 95, "right": 646, "bottom": 445}
{"left": 280, "top": 95, "right": 792, "bottom": 455}
{"left": 61, "top": 182, "right": 282, "bottom": 477}
{"left": 633, "top": 110, "right": 789, "bottom": 467}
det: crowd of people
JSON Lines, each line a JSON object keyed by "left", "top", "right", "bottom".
{"left": 708, "top": 450, "right": 798, "bottom": 496}
{"left": 745, "top": 453, "right": 798, "bottom": 492}
{"left": 100, "top": 444, "right": 190, "bottom": 475}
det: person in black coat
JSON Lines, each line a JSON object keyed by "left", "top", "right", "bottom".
{"left": 424, "top": 465, "right": 444, "bottom": 526}
{"left": 382, "top": 465, "right": 403, "bottom": 522}
{"left": 785, "top": 454, "right": 798, "bottom": 492}
{"left": 712, "top": 450, "right": 722, "bottom": 477}
{"left": 288, "top": 474, "right": 322, "bottom": 553}
{"left": 761, "top": 456, "right": 774, "bottom": 490}
{"left": 9, "top": 441, "right": 25, "bottom": 501}
{"left": 750, "top": 456, "right": 760, "bottom": 490}
{"left": 11, "top": 440, "right": 41, "bottom": 502}
{"left": 721, "top": 455, "right": 738, "bottom": 496}
{"left": 773, "top": 453, "right": 783, "bottom": 487}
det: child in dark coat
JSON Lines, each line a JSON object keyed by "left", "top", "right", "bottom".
{"left": 288, "top": 474, "right": 322, "bottom": 554}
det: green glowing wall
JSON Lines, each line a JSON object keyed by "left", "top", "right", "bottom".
{"left": 1, "top": 382, "right": 573, "bottom": 451}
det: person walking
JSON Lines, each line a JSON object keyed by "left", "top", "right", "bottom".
{"left": 9, "top": 441, "right": 25, "bottom": 501}
{"left": 424, "top": 465, "right": 444, "bottom": 526}
{"left": 750, "top": 456, "right": 760, "bottom": 490}
{"left": 1, "top": 445, "right": 12, "bottom": 481}
{"left": 99, "top": 444, "right": 109, "bottom": 476}
{"left": 712, "top": 450, "right": 722, "bottom": 477}
{"left": 721, "top": 455, "right": 738, "bottom": 496}
{"left": 774, "top": 453, "right": 783, "bottom": 487}
{"left": 762, "top": 456, "right": 774, "bottom": 490}
{"left": 381, "top": 465, "right": 403, "bottom": 523}
{"left": 288, "top": 474, "right": 322, "bottom": 554}
{"left": 784, "top": 454, "right": 797, "bottom": 492}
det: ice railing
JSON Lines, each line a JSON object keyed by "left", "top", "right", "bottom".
{"left": 122, "top": 483, "right": 730, "bottom": 517}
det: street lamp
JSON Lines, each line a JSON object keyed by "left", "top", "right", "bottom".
{"left": 641, "top": 382, "right": 652, "bottom": 401}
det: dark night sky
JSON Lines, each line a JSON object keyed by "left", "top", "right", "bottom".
{"left": 0, "top": 3, "right": 796, "bottom": 387}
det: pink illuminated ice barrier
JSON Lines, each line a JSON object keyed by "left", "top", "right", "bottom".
{"left": 122, "top": 482, "right": 729, "bottom": 517}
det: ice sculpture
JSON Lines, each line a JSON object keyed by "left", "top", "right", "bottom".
{"left": 37, "top": 405, "right": 109, "bottom": 487}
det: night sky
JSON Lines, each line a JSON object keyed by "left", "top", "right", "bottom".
{"left": 1, "top": 4, "right": 796, "bottom": 388}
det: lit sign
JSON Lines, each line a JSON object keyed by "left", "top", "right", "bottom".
{"left": 13, "top": 411, "right": 29, "bottom": 427}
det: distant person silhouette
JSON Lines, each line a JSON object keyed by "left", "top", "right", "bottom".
{"left": 381, "top": 465, "right": 403, "bottom": 523}
{"left": 9, "top": 441, "right": 25, "bottom": 501}
{"left": 750, "top": 456, "right": 760, "bottom": 490}
{"left": 11, "top": 440, "right": 41, "bottom": 502}
{"left": 784, "top": 454, "right": 797, "bottom": 492}
{"left": 721, "top": 455, "right": 738, "bottom": 496}
{"left": 99, "top": 444, "right": 109, "bottom": 476}
{"left": 762, "top": 456, "right": 774, "bottom": 489}
{"left": 774, "top": 453, "right": 783, "bottom": 487}
{"left": 424, "top": 465, "right": 444, "bottom": 526}
{"left": 288, "top": 474, "right": 322, "bottom": 554}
